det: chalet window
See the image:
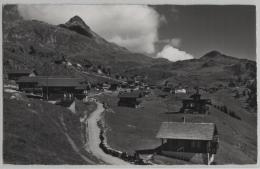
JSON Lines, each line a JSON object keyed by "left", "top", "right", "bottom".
{"left": 191, "top": 141, "right": 196, "bottom": 148}
{"left": 191, "top": 140, "right": 201, "bottom": 149}
{"left": 197, "top": 141, "right": 201, "bottom": 148}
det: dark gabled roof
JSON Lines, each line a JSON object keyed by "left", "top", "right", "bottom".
{"left": 183, "top": 99, "right": 211, "bottom": 103}
{"left": 118, "top": 91, "right": 141, "bottom": 98}
{"left": 17, "top": 76, "right": 39, "bottom": 83}
{"left": 37, "top": 77, "right": 84, "bottom": 87}
{"left": 156, "top": 122, "right": 216, "bottom": 141}
{"left": 16, "top": 76, "right": 84, "bottom": 87}
{"left": 8, "top": 69, "right": 35, "bottom": 74}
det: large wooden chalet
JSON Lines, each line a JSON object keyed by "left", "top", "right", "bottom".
{"left": 156, "top": 122, "right": 219, "bottom": 164}
{"left": 16, "top": 76, "right": 87, "bottom": 100}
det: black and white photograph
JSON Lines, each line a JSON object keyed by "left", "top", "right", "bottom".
{"left": 2, "top": 1, "right": 257, "bottom": 166}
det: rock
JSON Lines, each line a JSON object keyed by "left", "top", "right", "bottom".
{"left": 59, "top": 15, "right": 93, "bottom": 38}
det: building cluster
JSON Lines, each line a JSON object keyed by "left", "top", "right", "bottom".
{"left": 7, "top": 69, "right": 219, "bottom": 165}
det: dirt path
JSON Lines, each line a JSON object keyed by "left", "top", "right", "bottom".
{"left": 85, "top": 102, "right": 130, "bottom": 165}
{"left": 60, "top": 113, "right": 95, "bottom": 164}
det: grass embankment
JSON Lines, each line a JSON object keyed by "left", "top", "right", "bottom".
{"left": 3, "top": 92, "right": 99, "bottom": 164}
{"left": 99, "top": 89, "right": 257, "bottom": 164}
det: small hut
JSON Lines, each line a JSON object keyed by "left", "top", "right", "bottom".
{"left": 118, "top": 91, "right": 142, "bottom": 108}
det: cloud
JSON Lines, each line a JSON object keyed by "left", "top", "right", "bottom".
{"left": 156, "top": 45, "right": 194, "bottom": 62}
{"left": 18, "top": 5, "right": 161, "bottom": 54}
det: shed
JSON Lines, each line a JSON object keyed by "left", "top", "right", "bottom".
{"left": 118, "top": 91, "right": 141, "bottom": 108}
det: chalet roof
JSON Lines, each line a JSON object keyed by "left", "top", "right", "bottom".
{"left": 118, "top": 91, "right": 141, "bottom": 98}
{"left": 156, "top": 122, "right": 216, "bottom": 141}
{"left": 17, "top": 76, "right": 39, "bottom": 83}
{"left": 8, "top": 69, "right": 35, "bottom": 74}
{"left": 38, "top": 77, "right": 83, "bottom": 87}
{"left": 182, "top": 98, "right": 211, "bottom": 102}
{"left": 17, "top": 76, "right": 84, "bottom": 87}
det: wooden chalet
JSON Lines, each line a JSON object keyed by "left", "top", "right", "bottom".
{"left": 156, "top": 122, "right": 219, "bottom": 163}
{"left": 37, "top": 77, "right": 84, "bottom": 100}
{"left": 8, "top": 69, "right": 37, "bottom": 81}
{"left": 118, "top": 91, "right": 142, "bottom": 108}
{"left": 16, "top": 76, "right": 87, "bottom": 100}
{"left": 180, "top": 90, "right": 211, "bottom": 114}
{"left": 109, "top": 83, "right": 118, "bottom": 91}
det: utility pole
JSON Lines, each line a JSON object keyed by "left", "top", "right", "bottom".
{"left": 46, "top": 76, "right": 49, "bottom": 101}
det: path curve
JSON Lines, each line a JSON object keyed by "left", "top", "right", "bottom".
{"left": 86, "top": 102, "right": 130, "bottom": 165}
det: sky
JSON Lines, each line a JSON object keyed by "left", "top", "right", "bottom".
{"left": 17, "top": 5, "right": 256, "bottom": 62}
{"left": 153, "top": 5, "right": 256, "bottom": 60}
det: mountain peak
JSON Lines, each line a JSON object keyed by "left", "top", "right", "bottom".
{"left": 59, "top": 15, "right": 93, "bottom": 38}
{"left": 201, "top": 50, "right": 239, "bottom": 63}
{"left": 203, "top": 50, "right": 222, "bottom": 58}
{"left": 66, "top": 15, "right": 90, "bottom": 29}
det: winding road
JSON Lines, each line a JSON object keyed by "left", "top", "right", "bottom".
{"left": 86, "top": 102, "right": 130, "bottom": 165}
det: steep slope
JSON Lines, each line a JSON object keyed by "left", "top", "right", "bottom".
{"left": 3, "top": 5, "right": 167, "bottom": 76}
{"left": 3, "top": 92, "right": 99, "bottom": 164}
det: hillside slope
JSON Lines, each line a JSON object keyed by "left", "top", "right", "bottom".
{"left": 150, "top": 51, "right": 255, "bottom": 86}
{"left": 3, "top": 92, "right": 99, "bottom": 164}
{"left": 3, "top": 5, "right": 168, "bottom": 76}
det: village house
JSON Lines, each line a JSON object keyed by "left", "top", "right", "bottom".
{"left": 118, "top": 91, "right": 142, "bottom": 108}
{"left": 7, "top": 69, "right": 38, "bottom": 81}
{"left": 16, "top": 76, "right": 87, "bottom": 100}
{"left": 37, "top": 77, "right": 85, "bottom": 100}
{"left": 156, "top": 122, "right": 219, "bottom": 164}
{"left": 163, "top": 86, "right": 172, "bottom": 92}
{"left": 109, "top": 83, "right": 119, "bottom": 91}
{"left": 174, "top": 88, "right": 187, "bottom": 94}
{"left": 180, "top": 90, "right": 211, "bottom": 114}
